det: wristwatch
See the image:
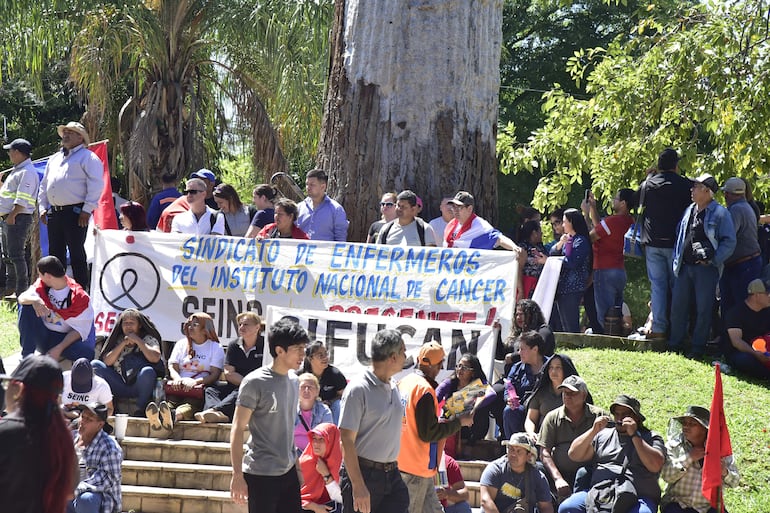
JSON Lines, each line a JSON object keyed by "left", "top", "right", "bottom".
{"left": 323, "top": 474, "right": 332, "bottom": 483}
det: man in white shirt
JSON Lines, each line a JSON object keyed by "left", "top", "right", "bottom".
{"left": 428, "top": 196, "right": 453, "bottom": 247}
{"left": 171, "top": 177, "right": 225, "bottom": 235}
{"left": 376, "top": 190, "right": 436, "bottom": 247}
{"left": 62, "top": 357, "right": 114, "bottom": 420}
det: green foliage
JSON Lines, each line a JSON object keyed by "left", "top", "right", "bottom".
{"left": 500, "top": 0, "right": 770, "bottom": 212}
{"left": 218, "top": 153, "right": 257, "bottom": 205}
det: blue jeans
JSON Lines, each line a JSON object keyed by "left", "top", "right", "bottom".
{"left": 1, "top": 215, "right": 33, "bottom": 295}
{"left": 503, "top": 404, "right": 526, "bottom": 438}
{"left": 67, "top": 492, "right": 103, "bottom": 513}
{"left": 558, "top": 490, "right": 657, "bottom": 513}
{"left": 645, "top": 246, "right": 675, "bottom": 333}
{"left": 727, "top": 351, "right": 770, "bottom": 380}
{"left": 92, "top": 360, "right": 156, "bottom": 411}
{"left": 593, "top": 268, "right": 627, "bottom": 330}
{"left": 328, "top": 398, "right": 341, "bottom": 425}
{"left": 444, "top": 501, "right": 472, "bottom": 513}
{"left": 555, "top": 291, "right": 583, "bottom": 333}
{"left": 669, "top": 263, "right": 720, "bottom": 355}
{"left": 18, "top": 304, "right": 95, "bottom": 361}
{"left": 720, "top": 255, "right": 762, "bottom": 317}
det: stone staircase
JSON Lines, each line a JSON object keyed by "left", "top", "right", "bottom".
{"left": 117, "top": 417, "right": 499, "bottom": 512}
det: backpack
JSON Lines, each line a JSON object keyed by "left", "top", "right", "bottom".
{"left": 378, "top": 218, "right": 427, "bottom": 246}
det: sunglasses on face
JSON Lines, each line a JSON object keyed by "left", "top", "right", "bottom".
{"left": 185, "top": 189, "right": 204, "bottom": 195}
{"left": 380, "top": 202, "right": 395, "bottom": 207}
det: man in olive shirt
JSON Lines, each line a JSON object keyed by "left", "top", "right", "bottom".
{"left": 536, "top": 375, "right": 604, "bottom": 499}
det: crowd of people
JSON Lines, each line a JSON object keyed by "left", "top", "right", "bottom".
{"left": 0, "top": 125, "right": 764, "bottom": 513}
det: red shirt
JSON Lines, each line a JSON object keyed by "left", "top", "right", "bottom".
{"left": 593, "top": 213, "right": 633, "bottom": 269}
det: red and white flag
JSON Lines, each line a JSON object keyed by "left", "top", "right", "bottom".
{"left": 87, "top": 140, "right": 118, "bottom": 230}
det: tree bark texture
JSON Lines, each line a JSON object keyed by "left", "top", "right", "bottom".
{"left": 319, "top": 0, "right": 503, "bottom": 242}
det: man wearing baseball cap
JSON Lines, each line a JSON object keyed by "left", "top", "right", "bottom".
{"left": 723, "top": 278, "right": 770, "bottom": 380}
{"left": 1, "top": 138, "right": 39, "bottom": 300}
{"left": 444, "top": 191, "right": 520, "bottom": 253}
{"left": 38, "top": 121, "right": 104, "bottom": 290}
{"left": 670, "top": 173, "right": 736, "bottom": 359}
{"left": 480, "top": 432, "right": 554, "bottom": 513}
{"left": 561, "top": 394, "right": 666, "bottom": 513}
{"left": 61, "top": 358, "right": 114, "bottom": 421}
{"left": 397, "top": 341, "right": 473, "bottom": 513}
{"left": 660, "top": 406, "right": 740, "bottom": 513}
{"left": 69, "top": 401, "right": 123, "bottom": 513}
{"left": 537, "top": 375, "right": 605, "bottom": 498}
{"left": 720, "top": 177, "right": 762, "bottom": 316}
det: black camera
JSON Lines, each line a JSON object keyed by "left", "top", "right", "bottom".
{"left": 605, "top": 420, "right": 616, "bottom": 428}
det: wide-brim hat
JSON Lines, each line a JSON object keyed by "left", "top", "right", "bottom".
{"left": 674, "top": 405, "right": 710, "bottom": 429}
{"left": 57, "top": 121, "right": 91, "bottom": 146}
{"left": 610, "top": 394, "right": 646, "bottom": 423}
{"left": 501, "top": 432, "right": 538, "bottom": 464}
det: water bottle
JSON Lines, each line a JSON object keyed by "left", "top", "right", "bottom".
{"left": 154, "top": 378, "right": 166, "bottom": 404}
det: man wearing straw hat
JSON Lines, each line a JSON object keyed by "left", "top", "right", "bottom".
{"left": 660, "top": 406, "right": 739, "bottom": 513}
{"left": 38, "top": 121, "right": 104, "bottom": 290}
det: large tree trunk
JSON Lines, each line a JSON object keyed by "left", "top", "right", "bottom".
{"left": 318, "top": 0, "right": 502, "bottom": 242}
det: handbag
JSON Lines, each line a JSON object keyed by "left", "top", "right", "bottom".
{"left": 586, "top": 444, "right": 638, "bottom": 513}
{"left": 623, "top": 180, "right": 647, "bottom": 258}
{"left": 164, "top": 371, "right": 208, "bottom": 400}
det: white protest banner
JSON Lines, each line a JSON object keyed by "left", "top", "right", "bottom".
{"left": 265, "top": 306, "right": 497, "bottom": 383}
{"left": 91, "top": 230, "right": 517, "bottom": 341}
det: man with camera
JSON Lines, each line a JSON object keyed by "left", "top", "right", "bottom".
{"left": 669, "top": 174, "right": 736, "bottom": 359}
{"left": 560, "top": 395, "right": 665, "bottom": 513}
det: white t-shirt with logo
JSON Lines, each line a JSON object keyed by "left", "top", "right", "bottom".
{"left": 169, "top": 338, "right": 225, "bottom": 378}
{"left": 61, "top": 372, "right": 113, "bottom": 408}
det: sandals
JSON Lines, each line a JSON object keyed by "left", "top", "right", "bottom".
{"left": 145, "top": 402, "right": 162, "bottom": 431}
{"left": 159, "top": 401, "right": 174, "bottom": 431}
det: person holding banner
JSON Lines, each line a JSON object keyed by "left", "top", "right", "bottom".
{"left": 257, "top": 198, "right": 309, "bottom": 240}
{"left": 1, "top": 138, "right": 39, "bottom": 299}
{"left": 660, "top": 406, "right": 739, "bottom": 513}
{"left": 376, "top": 190, "right": 436, "bottom": 247}
{"left": 213, "top": 184, "right": 254, "bottom": 237}
{"left": 38, "top": 121, "right": 104, "bottom": 290}
{"left": 172, "top": 178, "right": 225, "bottom": 236}
{"left": 339, "top": 329, "right": 409, "bottom": 513}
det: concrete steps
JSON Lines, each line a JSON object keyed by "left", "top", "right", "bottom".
{"left": 117, "top": 416, "right": 495, "bottom": 512}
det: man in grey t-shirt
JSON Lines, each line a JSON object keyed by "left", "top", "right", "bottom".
{"left": 339, "top": 329, "right": 409, "bottom": 513}
{"left": 376, "top": 190, "right": 436, "bottom": 246}
{"left": 229, "top": 319, "right": 309, "bottom": 513}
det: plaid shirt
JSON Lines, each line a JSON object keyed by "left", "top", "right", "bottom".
{"left": 660, "top": 436, "right": 739, "bottom": 513}
{"left": 75, "top": 429, "right": 123, "bottom": 513}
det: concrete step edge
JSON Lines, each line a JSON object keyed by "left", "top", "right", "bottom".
{"left": 123, "top": 460, "right": 234, "bottom": 473}
{"left": 122, "top": 484, "right": 232, "bottom": 500}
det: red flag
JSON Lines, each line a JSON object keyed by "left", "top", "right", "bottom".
{"left": 702, "top": 363, "right": 732, "bottom": 512}
{"left": 88, "top": 141, "right": 119, "bottom": 230}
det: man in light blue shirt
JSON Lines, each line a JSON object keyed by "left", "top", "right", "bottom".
{"left": 297, "top": 169, "right": 349, "bottom": 241}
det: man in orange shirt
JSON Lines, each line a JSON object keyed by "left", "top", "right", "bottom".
{"left": 397, "top": 342, "right": 473, "bottom": 513}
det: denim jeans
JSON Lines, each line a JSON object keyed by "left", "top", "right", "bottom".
{"left": 1, "top": 214, "right": 33, "bottom": 295}
{"left": 555, "top": 291, "right": 583, "bottom": 333}
{"left": 669, "top": 263, "right": 720, "bottom": 355}
{"left": 593, "top": 268, "right": 627, "bottom": 330}
{"left": 67, "top": 492, "right": 103, "bottom": 513}
{"left": 645, "top": 246, "right": 675, "bottom": 333}
{"left": 720, "top": 255, "right": 762, "bottom": 317}
{"left": 558, "top": 490, "right": 657, "bottom": 513}
{"left": 727, "top": 351, "right": 770, "bottom": 380}
{"left": 203, "top": 382, "right": 239, "bottom": 420}
{"left": 503, "top": 404, "right": 526, "bottom": 439}
{"left": 18, "top": 304, "right": 96, "bottom": 361}
{"left": 91, "top": 360, "right": 156, "bottom": 411}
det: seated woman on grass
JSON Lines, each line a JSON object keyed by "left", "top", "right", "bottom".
{"left": 146, "top": 312, "right": 224, "bottom": 431}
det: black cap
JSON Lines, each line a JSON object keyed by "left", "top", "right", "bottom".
{"left": 448, "top": 191, "right": 474, "bottom": 207}
{"left": 70, "top": 358, "right": 94, "bottom": 393}
{"left": 3, "top": 138, "right": 32, "bottom": 156}
{"left": 77, "top": 402, "right": 113, "bottom": 434}
{"left": 0, "top": 355, "right": 63, "bottom": 394}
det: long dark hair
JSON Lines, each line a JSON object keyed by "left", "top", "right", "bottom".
{"left": 510, "top": 299, "right": 546, "bottom": 338}
{"left": 302, "top": 340, "right": 326, "bottom": 374}
{"left": 100, "top": 308, "right": 162, "bottom": 359}
{"left": 524, "top": 353, "right": 593, "bottom": 409}
{"left": 447, "top": 353, "right": 488, "bottom": 391}
{"left": 563, "top": 208, "right": 590, "bottom": 238}
{"left": 120, "top": 201, "right": 150, "bottom": 231}
{"left": 183, "top": 312, "right": 219, "bottom": 357}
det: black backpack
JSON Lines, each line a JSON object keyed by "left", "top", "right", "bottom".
{"left": 378, "top": 218, "right": 427, "bottom": 246}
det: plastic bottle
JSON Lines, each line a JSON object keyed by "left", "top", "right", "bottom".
{"left": 154, "top": 378, "right": 166, "bottom": 404}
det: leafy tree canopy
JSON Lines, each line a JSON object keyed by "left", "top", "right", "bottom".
{"left": 500, "top": 0, "right": 770, "bottom": 214}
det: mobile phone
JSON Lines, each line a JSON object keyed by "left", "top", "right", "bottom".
{"left": 584, "top": 190, "right": 590, "bottom": 202}
{"left": 605, "top": 420, "right": 616, "bottom": 428}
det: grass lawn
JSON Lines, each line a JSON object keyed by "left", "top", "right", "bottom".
{"left": 0, "top": 306, "right": 766, "bottom": 511}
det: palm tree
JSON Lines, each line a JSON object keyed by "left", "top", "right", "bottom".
{"left": 1, "top": 0, "right": 333, "bottom": 200}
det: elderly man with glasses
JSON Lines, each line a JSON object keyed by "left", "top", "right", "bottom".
{"left": 171, "top": 177, "right": 225, "bottom": 235}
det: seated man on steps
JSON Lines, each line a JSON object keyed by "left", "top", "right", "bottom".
{"left": 18, "top": 255, "right": 95, "bottom": 364}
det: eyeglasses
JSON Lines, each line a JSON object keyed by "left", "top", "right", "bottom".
{"left": 380, "top": 202, "right": 395, "bottom": 207}
{"left": 455, "top": 365, "right": 472, "bottom": 372}
{"left": 185, "top": 189, "right": 204, "bottom": 195}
